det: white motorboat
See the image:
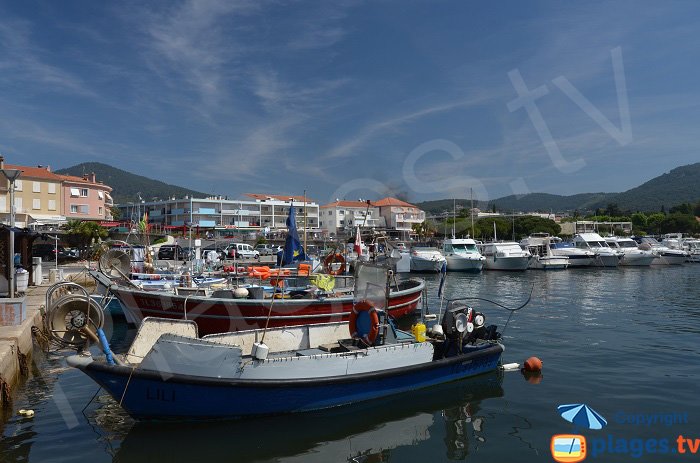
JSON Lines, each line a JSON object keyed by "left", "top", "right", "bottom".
{"left": 661, "top": 234, "right": 700, "bottom": 263}
{"left": 410, "top": 246, "right": 447, "bottom": 272}
{"left": 604, "top": 237, "right": 656, "bottom": 267}
{"left": 477, "top": 242, "right": 531, "bottom": 271}
{"left": 549, "top": 237, "right": 596, "bottom": 267}
{"left": 442, "top": 238, "right": 485, "bottom": 272}
{"left": 572, "top": 233, "right": 621, "bottom": 267}
{"left": 637, "top": 237, "right": 688, "bottom": 265}
{"left": 519, "top": 234, "right": 569, "bottom": 270}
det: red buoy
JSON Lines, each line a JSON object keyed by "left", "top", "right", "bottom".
{"left": 523, "top": 356, "right": 543, "bottom": 372}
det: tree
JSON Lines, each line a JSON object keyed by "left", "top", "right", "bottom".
{"left": 110, "top": 206, "right": 122, "bottom": 220}
{"left": 631, "top": 212, "right": 648, "bottom": 230}
{"left": 659, "top": 213, "right": 700, "bottom": 234}
{"left": 604, "top": 203, "right": 621, "bottom": 217}
{"left": 695, "top": 201, "right": 700, "bottom": 217}
{"left": 63, "top": 220, "right": 108, "bottom": 257}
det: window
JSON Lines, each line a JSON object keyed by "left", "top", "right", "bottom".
{"left": 32, "top": 199, "right": 41, "bottom": 210}
{"left": 33, "top": 182, "right": 41, "bottom": 193}
{"left": 319, "top": 221, "right": 323, "bottom": 226}
{"left": 0, "top": 197, "right": 5, "bottom": 212}
{"left": 70, "top": 188, "right": 80, "bottom": 197}
{"left": 328, "top": 211, "right": 332, "bottom": 215}
{"left": 48, "top": 200, "right": 56, "bottom": 211}
{"left": 14, "top": 180, "right": 22, "bottom": 191}
{"left": 79, "top": 205, "right": 89, "bottom": 214}
{"left": 339, "top": 220, "right": 344, "bottom": 225}
{"left": 14, "top": 197, "right": 22, "bottom": 211}
{"left": 338, "top": 210, "right": 344, "bottom": 215}
{"left": 80, "top": 188, "right": 88, "bottom": 197}
{"left": 48, "top": 183, "right": 56, "bottom": 194}
{"left": 70, "top": 205, "right": 78, "bottom": 213}
{"left": 98, "top": 206, "right": 103, "bottom": 215}
{"left": 98, "top": 191, "right": 104, "bottom": 199}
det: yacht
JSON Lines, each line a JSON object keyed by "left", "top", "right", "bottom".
{"left": 410, "top": 246, "right": 447, "bottom": 272}
{"left": 478, "top": 242, "right": 531, "bottom": 271}
{"left": 442, "top": 238, "right": 485, "bottom": 272}
{"left": 661, "top": 234, "right": 700, "bottom": 263}
{"left": 549, "top": 237, "right": 596, "bottom": 267}
{"left": 604, "top": 237, "right": 656, "bottom": 266}
{"left": 572, "top": 233, "right": 621, "bottom": 267}
{"left": 636, "top": 237, "right": 688, "bottom": 265}
{"left": 519, "top": 234, "right": 569, "bottom": 270}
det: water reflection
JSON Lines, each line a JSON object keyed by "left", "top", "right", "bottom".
{"left": 106, "top": 372, "right": 503, "bottom": 463}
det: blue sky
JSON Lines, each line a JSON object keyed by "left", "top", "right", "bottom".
{"left": 1, "top": 1, "right": 699, "bottom": 205}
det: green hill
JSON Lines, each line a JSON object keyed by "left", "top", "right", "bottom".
{"left": 55, "top": 162, "right": 208, "bottom": 205}
{"left": 418, "top": 162, "right": 700, "bottom": 214}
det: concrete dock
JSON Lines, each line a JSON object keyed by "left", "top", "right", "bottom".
{"left": 0, "top": 284, "right": 48, "bottom": 409}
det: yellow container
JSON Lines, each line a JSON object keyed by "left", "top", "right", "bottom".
{"left": 411, "top": 323, "right": 427, "bottom": 342}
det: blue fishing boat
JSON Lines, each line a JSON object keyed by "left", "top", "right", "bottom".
{"left": 65, "top": 264, "right": 508, "bottom": 420}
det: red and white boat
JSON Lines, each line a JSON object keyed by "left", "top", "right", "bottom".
{"left": 107, "top": 278, "right": 425, "bottom": 336}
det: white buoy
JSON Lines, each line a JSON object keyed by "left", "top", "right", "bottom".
{"left": 500, "top": 362, "right": 520, "bottom": 371}
{"left": 233, "top": 287, "right": 249, "bottom": 299}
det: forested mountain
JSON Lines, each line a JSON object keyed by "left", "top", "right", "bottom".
{"left": 56, "top": 162, "right": 208, "bottom": 204}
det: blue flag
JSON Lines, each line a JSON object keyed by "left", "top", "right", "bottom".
{"left": 282, "top": 204, "right": 307, "bottom": 265}
{"left": 437, "top": 260, "right": 447, "bottom": 298}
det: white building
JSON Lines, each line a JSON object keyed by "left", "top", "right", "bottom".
{"left": 319, "top": 200, "right": 384, "bottom": 236}
{"left": 125, "top": 193, "right": 320, "bottom": 236}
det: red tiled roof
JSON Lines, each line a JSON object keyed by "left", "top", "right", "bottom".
{"left": 4, "top": 164, "right": 112, "bottom": 190}
{"left": 244, "top": 193, "right": 314, "bottom": 202}
{"left": 4, "top": 164, "right": 62, "bottom": 181}
{"left": 373, "top": 197, "right": 417, "bottom": 208}
{"left": 320, "top": 200, "right": 375, "bottom": 209}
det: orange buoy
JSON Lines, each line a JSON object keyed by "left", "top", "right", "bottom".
{"left": 523, "top": 356, "right": 543, "bottom": 372}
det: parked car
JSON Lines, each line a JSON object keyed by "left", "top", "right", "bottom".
{"left": 157, "top": 245, "right": 187, "bottom": 260}
{"left": 226, "top": 243, "right": 260, "bottom": 259}
{"left": 254, "top": 244, "right": 280, "bottom": 256}
{"left": 32, "top": 243, "right": 74, "bottom": 262}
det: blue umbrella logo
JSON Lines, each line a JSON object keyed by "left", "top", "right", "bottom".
{"left": 557, "top": 403, "right": 607, "bottom": 430}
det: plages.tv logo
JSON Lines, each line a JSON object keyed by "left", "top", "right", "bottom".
{"left": 551, "top": 403, "right": 608, "bottom": 462}
{"left": 551, "top": 434, "right": 587, "bottom": 463}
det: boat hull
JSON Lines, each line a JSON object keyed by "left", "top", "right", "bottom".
{"left": 410, "top": 257, "right": 445, "bottom": 272}
{"left": 651, "top": 253, "right": 687, "bottom": 265}
{"left": 593, "top": 254, "right": 620, "bottom": 268}
{"left": 72, "top": 343, "right": 503, "bottom": 419}
{"left": 528, "top": 256, "right": 569, "bottom": 270}
{"left": 483, "top": 256, "right": 530, "bottom": 271}
{"left": 445, "top": 255, "right": 484, "bottom": 272}
{"left": 111, "top": 279, "right": 424, "bottom": 335}
{"left": 619, "top": 253, "right": 656, "bottom": 267}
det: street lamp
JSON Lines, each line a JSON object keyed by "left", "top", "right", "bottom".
{"left": 1, "top": 169, "right": 22, "bottom": 298}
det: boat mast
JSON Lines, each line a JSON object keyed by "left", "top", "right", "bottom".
{"left": 470, "top": 188, "right": 475, "bottom": 238}
{"left": 303, "top": 190, "right": 307, "bottom": 253}
{"left": 452, "top": 198, "right": 456, "bottom": 239}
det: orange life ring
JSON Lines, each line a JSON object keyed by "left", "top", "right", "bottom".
{"left": 348, "top": 300, "right": 380, "bottom": 345}
{"left": 323, "top": 253, "right": 346, "bottom": 276}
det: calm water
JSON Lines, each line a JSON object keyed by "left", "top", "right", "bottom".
{"left": 2, "top": 265, "right": 699, "bottom": 463}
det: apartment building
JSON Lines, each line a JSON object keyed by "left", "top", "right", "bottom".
{"left": 127, "top": 193, "right": 320, "bottom": 234}
{"left": 374, "top": 197, "right": 425, "bottom": 233}
{"left": 319, "top": 200, "right": 384, "bottom": 237}
{"left": 0, "top": 157, "right": 113, "bottom": 227}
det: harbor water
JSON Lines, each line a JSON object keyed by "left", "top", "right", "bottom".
{"left": 1, "top": 265, "right": 699, "bottom": 462}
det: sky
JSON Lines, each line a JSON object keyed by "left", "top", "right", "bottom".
{"left": 1, "top": 0, "right": 699, "bottom": 205}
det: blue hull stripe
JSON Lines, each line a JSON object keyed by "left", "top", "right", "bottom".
{"left": 80, "top": 345, "right": 503, "bottom": 419}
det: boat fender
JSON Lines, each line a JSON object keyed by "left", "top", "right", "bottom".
{"left": 323, "top": 253, "right": 346, "bottom": 276}
{"left": 349, "top": 299, "right": 380, "bottom": 345}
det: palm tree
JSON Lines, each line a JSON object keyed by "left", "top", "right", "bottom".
{"left": 63, "top": 220, "right": 108, "bottom": 258}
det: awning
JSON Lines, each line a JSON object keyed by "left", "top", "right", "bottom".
{"left": 70, "top": 188, "right": 80, "bottom": 196}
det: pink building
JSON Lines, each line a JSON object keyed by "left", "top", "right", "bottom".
{"left": 61, "top": 172, "right": 113, "bottom": 221}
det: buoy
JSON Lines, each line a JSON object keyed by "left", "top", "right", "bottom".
{"left": 523, "top": 356, "right": 543, "bottom": 372}
{"left": 233, "top": 287, "right": 249, "bottom": 299}
{"left": 501, "top": 362, "right": 520, "bottom": 371}
{"left": 18, "top": 409, "right": 35, "bottom": 418}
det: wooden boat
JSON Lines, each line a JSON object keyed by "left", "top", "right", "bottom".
{"left": 67, "top": 300, "right": 503, "bottom": 420}
{"left": 104, "top": 276, "right": 424, "bottom": 335}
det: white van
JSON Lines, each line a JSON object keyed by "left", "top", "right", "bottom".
{"left": 226, "top": 243, "right": 260, "bottom": 259}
